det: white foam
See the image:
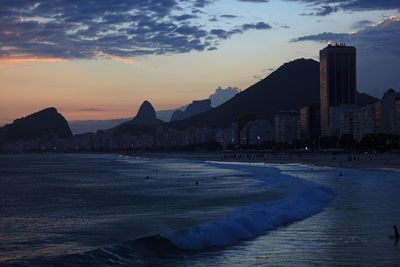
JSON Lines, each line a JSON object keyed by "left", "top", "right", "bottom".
{"left": 110, "top": 156, "right": 335, "bottom": 250}
{"left": 167, "top": 161, "right": 335, "bottom": 250}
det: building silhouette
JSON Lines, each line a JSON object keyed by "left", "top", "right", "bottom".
{"left": 320, "top": 43, "right": 356, "bottom": 136}
{"left": 274, "top": 110, "right": 299, "bottom": 144}
{"left": 299, "top": 104, "right": 320, "bottom": 141}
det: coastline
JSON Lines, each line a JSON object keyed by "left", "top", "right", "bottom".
{"left": 3, "top": 151, "right": 400, "bottom": 170}
{"left": 126, "top": 151, "right": 400, "bottom": 171}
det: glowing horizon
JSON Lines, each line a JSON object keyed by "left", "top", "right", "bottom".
{"left": 0, "top": 1, "right": 399, "bottom": 126}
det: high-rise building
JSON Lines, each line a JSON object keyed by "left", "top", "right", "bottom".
{"left": 395, "top": 98, "right": 400, "bottom": 135}
{"left": 320, "top": 43, "right": 356, "bottom": 136}
{"left": 240, "top": 120, "right": 274, "bottom": 145}
{"left": 351, "top": 102, "right": 381, "bottom": 142}
{"left": 235, "top": 113, "right": 256, "bottom": 144}
{"left": 381, "top": 89, "right": 400, "bottom": 135}
{"left": 274, "top": 110, "right": 299, "bottom": 144}
{"left": 299, "top": 104, "right": 320, "bottom": 141}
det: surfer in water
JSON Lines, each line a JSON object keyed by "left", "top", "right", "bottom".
{"left": 394, "top": 225, "right": 399, "bottom": 240}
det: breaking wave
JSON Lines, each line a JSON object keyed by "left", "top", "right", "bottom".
{"left": 168, "top": 162, "right": 335, "bottom": 250}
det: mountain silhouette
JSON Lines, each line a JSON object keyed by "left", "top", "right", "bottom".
{"left": 130, "top": 100, "right": 163, "bottom": 126}
{"left": 112, "top": 100, "right": 164, "bottom": 136}
{"left": 170, "top": 110, "right": 185, "bottom": 122}
{"left": 170, "top": 99, "right": 211, "bottom": 121}
{"left": 0, "top": 107, "right": 72, "bottom": 142}
{"left": 169, "top": 58, "right": 377, "bottom": 129}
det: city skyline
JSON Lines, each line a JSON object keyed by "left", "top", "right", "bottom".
{"left": 1, "top": 0, "right": 400, "bottom": 126}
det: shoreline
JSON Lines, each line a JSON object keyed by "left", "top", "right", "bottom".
{"left": 126, "top": 151, "right": 400, "bottom": 171}
{"left": 2, "top": 151, "right": 400, "bottom": 170}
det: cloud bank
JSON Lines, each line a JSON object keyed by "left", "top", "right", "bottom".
{"left": 291, "top": 16, "right": 400, "bottom": 55}
{"left": 209, "top": 86, "right": 241, "bottom": 107}
{"left": 0, "top": 0, "right": 272, "bottom": 62}
{"left": 292, "top": 16, "right": 400, "bottom": 96}
{"left": 287, "top": 0, "right": 400, "bottom": 16}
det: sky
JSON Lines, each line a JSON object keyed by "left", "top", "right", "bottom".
{"left": 1, "top": 0, "right": 399, "bottom": 126}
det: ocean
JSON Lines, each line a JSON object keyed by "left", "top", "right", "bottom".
{"left": 0, "top": 154, "right": 399, "bottom": 266}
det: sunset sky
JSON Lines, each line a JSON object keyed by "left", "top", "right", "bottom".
{"left": 1, "top": 0, "right": 399, "bottom": 125}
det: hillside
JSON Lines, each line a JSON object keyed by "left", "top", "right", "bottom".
{"left": 0, "top": 107, "right": 73, "bottom": 141}
{"left": 169, "top": 58, "right": 377, "bottom": 129}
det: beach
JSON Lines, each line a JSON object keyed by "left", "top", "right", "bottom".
{"left": 129, "top": 151, "right": 400, "bottom": 170}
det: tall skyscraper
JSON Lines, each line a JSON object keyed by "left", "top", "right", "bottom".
{"left": 320, "top": 43, "right": 356, "bottom": 136}
{"left": 299, "top": 104, "right": 320, "bottom": 141}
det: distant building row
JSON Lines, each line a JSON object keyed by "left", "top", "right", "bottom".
{"left": 272, "top": 88, "right": 400, "bottom": 144}
{"left": 340, "top": 89, "right": 400, "bottom": 141}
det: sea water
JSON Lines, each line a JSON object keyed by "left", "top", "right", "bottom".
{"left": 0, "top": 154, "right": 399, "bottom": 266}
{"left": 177, "top": 163, "right": 400, "bottom": 266}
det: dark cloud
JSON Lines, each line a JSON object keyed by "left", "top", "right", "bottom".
{"left": 191, "top": 0, "right": 213, "bottom": 8}
{"left": 351, "top": 20, "right": 374, "bottom": 29}
{"left": 286, "top": 0, "right": 400, "bottom": 16}
{"left": 291, "top": 32, "right": 347, "bottom": 42}
{"left": 291, "top": 17, "right": 400, "bottom": 54}
{"left": 78, "top": 108, "right": 105, "bottom": 112}
{"left": 210, "top": 22, "right": 271, "bottom": 39}
{"left": 220, "top": 14, "right": 238, "bottom": 19}
{"left": 210, "top": 29, "right": 242, "bottom": 39}
{"left": 316, "top": 5, "right": 337, "bottom": 15}
{"left": 338, "top": 0, "right": 400, "bottom": 11}
{"left": 242, "top": 22, "right": 272, "bottom": 30}
{"left": 301, "top": 5, "right": 338, "bottom": 16}
{"left": 172, "top": 14, "right": 198, "bottom": 21}
{"left": 292, "top": 16, "right": 400, "bottom": 97}
{"left": 239, "top": 0, "right": 269, "bottom": 2}
{"left": 0, "top": 0, "right": 273, "bottom": 61}
{"left": 209, "top": 16, "right": 218, "bottom": 22}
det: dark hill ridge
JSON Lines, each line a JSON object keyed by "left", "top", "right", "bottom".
{"left": 170, "top": 58, "right": 377, "bottom": 129}
{"left": 170, "top": 58, "right": 320, "bottom": 129}
{"left": 1, "top": 107, "right": 72, "bottom": 141}
{"left": 170, "top": 99, "right": 211, "bottom": 122}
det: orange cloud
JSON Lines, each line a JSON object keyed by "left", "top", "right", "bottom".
{"left": 108, "top": 55, "right": 135, "bottom": 64}
{"left": 0, "top": 57, "right": 63, "bottom": 63}
{"left": 371, "top": 16, "right": 400, "bottom": 27}
{"left": 94, "top": 50, "right": 135, "bottom": 64}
